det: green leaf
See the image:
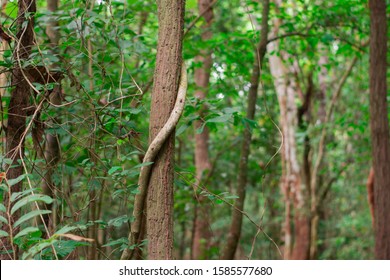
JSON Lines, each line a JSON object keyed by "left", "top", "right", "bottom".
{"left": 108, "top": 166, "right": 122, "bottom": 175}
{"left": 108, "top": 215, "right": 130, "bottom": 227}
{"left": 195, "top": 122, "right": 206, "bottom": 134}
{"left": 0, "top": 203, "right": 6, "bottom": 213}
{"left": 225, "top": 195, "right": 239, "bottom": 200}
{"left": 0, "top": 184, "right": 8, "bottom": 192}
{"left": 132, "top": 162, "right": 154, "bottom": 169}
{"left": 0, "top": 215, "right": 8, "bottom": 225}
{"left": 222, "top": 107, "right": 240, "bottom": 114}
{"left": 0, "top": 230, "right": 9, "bottom": 237}
{"left": 11, "top": 195, "right": 53, "bottom": 215}
{"left": 102, "top": 237, "right": 128, "bottom": 247}
{"left": 7, "top": 174, "right": 27, "bottom": 187}
{"left": 14, "top": 227, "right": 39, "bottom": 239}
{"left": 54, "top": 225, "right": 78, "bottom": 235}
{"left": 51, "top": 240, "right": 89, "bottom": 258}
{"left": 10, "top": 188, "right": 39, "bottom": 203}
{"left": 176, "top": 122, "right": 190, "bottom": 137}
{"left": 22, "top": 239, "right": 58, "bottom": 260}
{"left": 207, "top": 114, "right": 232, "bottom": 123}
{"left": 14, "top": 210, "right": 52, "bottom": 228}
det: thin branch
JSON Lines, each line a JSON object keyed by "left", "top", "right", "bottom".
{"left": 183, "top": 0, "right": 219, "bottom": 38}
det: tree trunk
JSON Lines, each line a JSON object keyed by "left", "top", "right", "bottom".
{"left": 366, "top": 167, "right": 375, "bottom": 227}
{"left": 41, "top": 0, "right": 61, "bottom": 238}
{"left": 268, "top": 0, "right": 310, "bottom": 259}
{"left": 1, "top": 0, "right": 36, "bottom": 260}
{"left": 221, "top": 0, "right": 269, "bottom": 260}
{"left": 369, "top": 0, "right": 390, "bottom": 260}
{"left": 146, "top": 0, "right": 185, "bottom": 260}
{"left": 192, "top": 0, "right": 213, "bottom": 260}
{"left": 309, "top": 54, "right": 327, "bottom": 259}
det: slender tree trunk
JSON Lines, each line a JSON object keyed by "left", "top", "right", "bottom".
{"left": 1, "top": 0, "right": 36, "bottom": 260}
{"left": 366, "top": 167, "right": 375, "bottom": 227}
{"left": 268, "top": 0, "right": 310, "bottom": 259}
{"left": 369, "top": 0, "right": 390, "bottom": 260}
{"left": 192, "top": 0, "right": 213, "bottom": 260}
{"left": 41, "top": 0, "right": 61, "bottom": 238}
{"left": 0, "top": 0, "right": 8, "bottom": 98}
{"left": 85, "top": 1, "right": 100, "bottom": 260}
{"left": 146, "top": 0, "right": 185, "bottom": 260}
{"left": 221, "top": 0, "right": 269, "bottom": 260}
{"left": 309, "top": 54, "right": 327, "bottom": 260}
{"left": 0, "top": 1, "right": 8, "bottom": 148}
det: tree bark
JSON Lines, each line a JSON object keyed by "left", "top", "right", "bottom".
{"left": 221, "top": 0, "right": 269, "bottom": 260}
{"left": 369, "top": 0, "right": 390, "bottom": 260}
{"left": 268, "top": 0, "right": 310, "bottom": 259}
{"left": 366, "top": 167, "right": 375, "bottom": 227}
{"left": 1, "top": 0, "right": 36, "bottom": 260}
{"left": 192, "top": 0, "right": 213, "bottom": 260}
{"left": 146, "top": 0, "right": 185, "bottom": 260}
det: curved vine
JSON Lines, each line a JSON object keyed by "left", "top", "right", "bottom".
{"left": 121, "top": 61, "right": 188, "bottom": 260}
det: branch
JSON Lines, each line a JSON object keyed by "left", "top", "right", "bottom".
{"left": 267, "top": 32, "right": 311, "bottom": 44}
{"left": 183, "top": 0, "right": 219, "bottom": 38}
{"left": 309, "top": 43, "right": 367, "bottom": 211}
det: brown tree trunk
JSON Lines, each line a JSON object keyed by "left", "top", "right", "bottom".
{"left": 221, "top": 0, "right": 269, "bottom": 260}
{"left": 369, "top": 0, "right": 390, "bottom": 260}
{"left": 268, "top": 0, "right": 310, "bottom": 259}
{"left": 40, "top": 0, "right": 61, "bottom": 238}
{"left": 1, "top": 0, "right": 36, "bottom": 260}
{"left": 146, "top": 0, "right": 185, "bottom": 260}
{"left": 366, "top": 167, "right": 375, "bottom": 227}
{"left": 309, "top": 54, "right": 327, "bottom": 260}
{"left": 192, "top": 0, "right": 213, "bottom": 260}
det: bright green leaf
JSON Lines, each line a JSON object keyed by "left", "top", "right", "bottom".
{"left": 207, "top": 114, "right": 231, "bottom": 123}
{"left": 11, "top": 195, "right": 53, "bottom": 215}
{"left": 14, "top": 227, "right": 40, "bottom": 239}
{"left": 0, "top": 215, "right": 8, "bottom": 225}
{"left": 14, "top": 210, "right": 52, "bottom": 228}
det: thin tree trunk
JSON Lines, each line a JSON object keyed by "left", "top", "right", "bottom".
{"left": 1, "top": 0, "right": 36, "bottom": 260}
{"left": 221, "top": 0, "right": 269, "bottom": 260}
{"left": 268, "top": 0, "right": 310, "bottom": 259}
{"left": 369, "top": 0, "right": 390, "bottom": 260}
{"left": 366, "top": 167, "right": 375, "bottom": 227}
{"left": 41, "top": 0, "right": 61, "bottom": 238}
{"left": 86, "top": 1, "right": 98, "bottom": 260}
{"left": 146, "top": 0, "right": 185, "bottom": 260}
{"left": 0, "top": 1, "right": 8, "bottom": 151}
{"left": 192, "top": 0, "right": 213, "bottom": 260}
{"left": 309, "top": 54, "right": 327, "bottom": 260}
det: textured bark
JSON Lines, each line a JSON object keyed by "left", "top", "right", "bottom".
{"left": 369, "top": 0, "right": 390, "bottom": 260}
{"left": 146, "top": 0, "right": 185, "bottom": 260}
{"left": 268, "top": 0, "right": 310, "bottom": 259}
{"left": 298, "top": 75, "right": 315, "bottom": 260}
{"left": 1, "top": 0, "right": 36, "bottom": 260}
{"left": 221, "top": 0, "right": 269, "bottom": 260}
{"left": 0, "top": 11, "right": 8, "bottom": 97}
{"left": 192, "top": 0, "right": 213, "bottom": 260}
